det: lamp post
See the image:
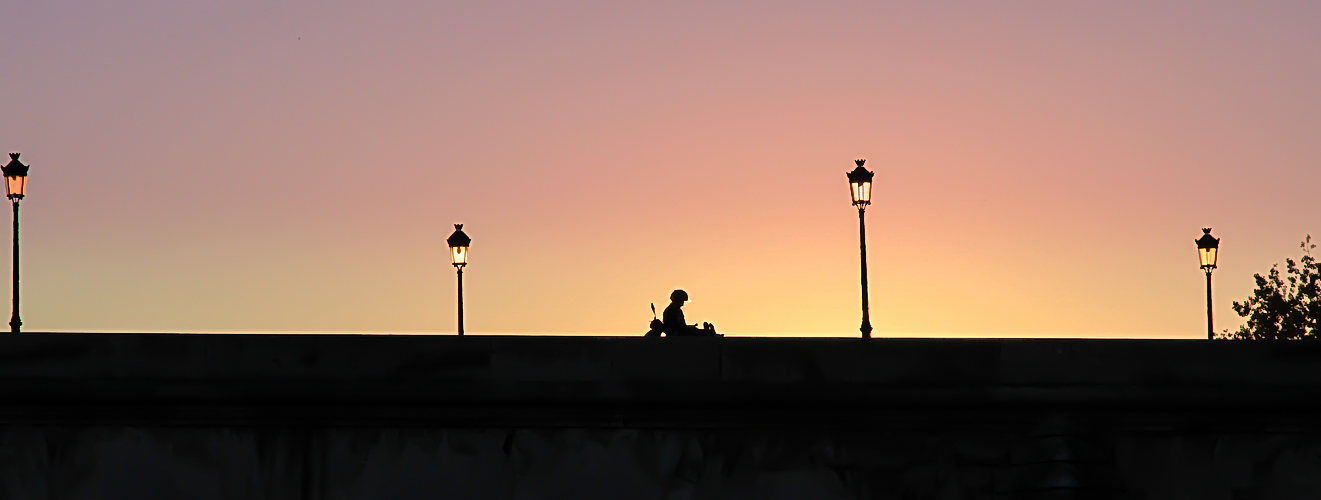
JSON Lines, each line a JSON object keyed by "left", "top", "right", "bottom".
{"left": 1195, "top": 228, "right": 1219, "bottom": 340}
{"left": 447, "top": 224, "right": 471, "bottom": 336}
{"left": 847, "top": 159, "right": 874, "bottom": 339}
{"left": 2, "top": 153, "right": 28, "bottom": 334}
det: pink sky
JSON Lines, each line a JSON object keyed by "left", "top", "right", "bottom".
{"left": 1, "top": 1, "right": 1317, "bottom": 337}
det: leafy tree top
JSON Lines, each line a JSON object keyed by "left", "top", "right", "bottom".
{"left": 1224, "top": 236, "right": 1321, "bottom": 340}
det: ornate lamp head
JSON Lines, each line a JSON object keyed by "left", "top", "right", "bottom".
{"left": 847, "top": 158, "right": 873, "bottom": 207}
{"left": 2, "top": 153, "right": 29, "bottom": 201}
{"left": 447, "top": 224, "right": 471, "bottom": 267}
{"left": 1196, "top": 228, "right": 1220, "bottom": 270}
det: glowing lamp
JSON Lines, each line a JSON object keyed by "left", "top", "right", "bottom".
{"left": 447, "top": 224, "right": 471, "bottom": 267}
{"left": 1196, "top": 228, "right": 1219, "bottom": 270}
{"left": 847, "top": 157, "right": 876, "bottom": 338}
{"left": 847, "top": 158, "right": 873, "bottom": 207}
{"left": 2, "top": 153, "right": 28, "bottom": 201}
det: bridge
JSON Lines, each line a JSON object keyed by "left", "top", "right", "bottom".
{"left": 1, "top": 333, "right": 1318, "bottom": 498}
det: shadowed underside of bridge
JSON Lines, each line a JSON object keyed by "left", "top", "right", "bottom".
{"left": 1, "top": 334, "right": 1320, "bottom": 499}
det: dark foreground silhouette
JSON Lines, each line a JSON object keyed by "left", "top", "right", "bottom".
{"left": 645, "top": 289, "right": 720, "bottom": 337}
{"left": 1, "top": 334, "right": 1317, "bottom": 498}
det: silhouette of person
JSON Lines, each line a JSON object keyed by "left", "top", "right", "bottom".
{"left": 661, "top": 290, "right": 718, "bottom": 337}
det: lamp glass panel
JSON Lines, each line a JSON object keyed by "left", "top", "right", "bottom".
{"left": 851, "top": 181, "right": 871, "bottom": 205}
{"left": 1199, "top": 247, "right": 1217, "bottom": 268}
{"left": 451, "top": 246, "right": 468, "bottom": 265}
{"left": 5, "top": 176, "right": 24, "bottom": 198}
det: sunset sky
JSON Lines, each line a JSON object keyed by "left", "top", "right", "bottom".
{"left": 1, "top": 1, "right": 1317, "bottom": 337}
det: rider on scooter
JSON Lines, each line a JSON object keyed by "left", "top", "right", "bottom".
{"left": 661, "top": 290, "right": 718, "bottom": 336}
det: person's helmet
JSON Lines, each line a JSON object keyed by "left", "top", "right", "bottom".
{"left": 670, "top": 289, "right": 689, "bottom": 302}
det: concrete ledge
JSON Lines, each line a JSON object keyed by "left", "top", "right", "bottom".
{"left": 4, "top": 334, "right": 1321, "bottom": 498}
{"left": 0, "top": 334, "right": 1319, "bottom": 428}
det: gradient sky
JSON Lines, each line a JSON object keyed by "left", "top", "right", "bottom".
{"left": 1, "top": 1, "right": 1317, "bottom": 337}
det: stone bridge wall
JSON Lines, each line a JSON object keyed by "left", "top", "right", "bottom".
{"left": 1, "top": 334, "right": 1319, "bottom": 499}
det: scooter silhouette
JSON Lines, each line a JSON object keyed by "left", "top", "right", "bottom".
{"left": 644, "top": 303, "right": 664, "bottom": 337}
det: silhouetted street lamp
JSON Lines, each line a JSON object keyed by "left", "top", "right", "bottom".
{"left": 1196, "top": 228, "right": 1219, "bottom": 340}
{"left": 2, "top": 153, "right": 28, "bottom": 334}
{"left": 447, "top": 224, "right": 471, "bottom": 336}
{"left": 848, "top": 159, "right": 874, "bottom": 339}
